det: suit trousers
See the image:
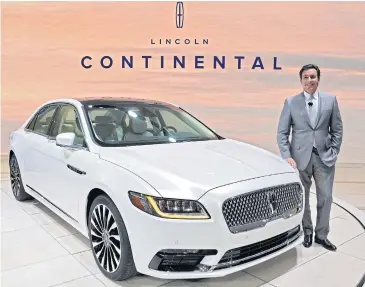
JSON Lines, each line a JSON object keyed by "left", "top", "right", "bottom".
{"left": 299, "top": 150, "right": 335, "bottom": 240}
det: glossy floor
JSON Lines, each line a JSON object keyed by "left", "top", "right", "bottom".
{"left": 1, "top": 180, "right": 365, "bottom": 287}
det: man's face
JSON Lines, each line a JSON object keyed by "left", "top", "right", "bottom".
{"left": 300, "top": 68, "right": 319, "bottom": 95}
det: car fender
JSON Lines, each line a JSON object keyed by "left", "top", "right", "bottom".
{"left": 80, "top": 157, "right": 162, "bottom": 236}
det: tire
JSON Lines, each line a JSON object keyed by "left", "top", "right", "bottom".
{"left": 88, "top": 195, "right": 138, "bottom": 281}
{"left": 9, "top": 154, "right": 32, "bottom": 201}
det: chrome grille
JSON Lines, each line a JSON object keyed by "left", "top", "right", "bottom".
{"left": 222, "top": 183, "right": 303, "bottom": 233}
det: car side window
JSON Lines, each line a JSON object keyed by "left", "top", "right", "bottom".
{"left": 32, "top": 105, "right": 58, "bottom": 135}
{"left": 50, "top": 105, "right": 86, "bottom": 147}
{"left": 26, "top": 115, "right": 38, "bottom": 130}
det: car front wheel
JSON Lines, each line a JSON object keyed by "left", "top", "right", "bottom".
{"left": 88, "top": 195, "right": 138, "bottom": 281}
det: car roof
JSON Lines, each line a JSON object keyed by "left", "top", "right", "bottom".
{"left": 74, "top": 97, "right": 179, "bottom": 108}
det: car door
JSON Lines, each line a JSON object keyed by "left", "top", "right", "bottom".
{"left": 43, "top": 104, "right": 95, "bottom": 222}
{"left": 22, "top": 104, "right": 60, "bottom": 197}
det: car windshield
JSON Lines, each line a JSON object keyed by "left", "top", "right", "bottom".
{"left": 84, "top": 102, "right": 222, "bottom": 146}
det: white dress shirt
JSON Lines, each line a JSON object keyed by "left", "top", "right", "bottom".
{"left": 304, "top": 90, "right": 319, "bottom": 148}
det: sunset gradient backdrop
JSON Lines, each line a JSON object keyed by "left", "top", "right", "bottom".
{"left": 2, "top": 1, "right": 365, "bottom": 167}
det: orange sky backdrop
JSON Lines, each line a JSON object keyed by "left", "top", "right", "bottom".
{"left": 2, "top": 2, "right": 365, "bottom": 163}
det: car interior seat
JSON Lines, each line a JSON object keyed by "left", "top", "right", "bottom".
{"left": 60, "top": 123, "right": 75, "bottom": 134}
{"left": 93, "top": 115, "right": 118, "bottom": 142}
{"left": 37, "top": 116, "right": 53, "bottom": 134}
{"left": 123, "top": 116, "right": 153, "bottom": 141}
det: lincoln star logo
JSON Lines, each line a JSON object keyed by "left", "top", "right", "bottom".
{"left": 176, "top": 2, "right": 184, "bottom": 28}
{"left": 267, "top": 192, "right": 278, "bottom": 215}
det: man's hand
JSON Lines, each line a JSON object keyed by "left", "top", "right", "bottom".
{"left": 286, "top": 158, "right": 297, "bottom": 169}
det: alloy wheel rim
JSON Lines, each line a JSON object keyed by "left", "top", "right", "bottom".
{"left": 90, "top": 204, "right": 121, "bottom": 273}
{"left": 10, "top": 157, "right": 21, "bottom": 197}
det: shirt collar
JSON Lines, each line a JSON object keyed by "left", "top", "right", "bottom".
{"left": 304, "top": 90, "right": 319, "bottom": 101}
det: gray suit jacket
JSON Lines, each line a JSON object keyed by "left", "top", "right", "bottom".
{"left": 277, "top": 92, "right": 343, "bottom": 171}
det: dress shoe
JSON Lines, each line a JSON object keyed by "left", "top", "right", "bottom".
{"left": 303, "top": 234, "right": 313, "bottom": 248}
{"left": 314, "top": 237, "right": 337, "bottom": 251}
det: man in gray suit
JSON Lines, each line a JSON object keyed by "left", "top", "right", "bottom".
{"left": 277, "top": 64, "right": 343, "bottom": 251}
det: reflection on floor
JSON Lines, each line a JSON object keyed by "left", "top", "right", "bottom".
{"left": 1, "top": 180, "right": 365, "bottom": 287}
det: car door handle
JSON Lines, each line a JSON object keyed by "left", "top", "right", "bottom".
{"left": 67, "top": 164, "right": 86, "bottom": 175}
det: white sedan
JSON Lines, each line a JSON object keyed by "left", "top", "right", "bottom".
{"left": 9, "top": 97, "right": 304, "bottom": 281}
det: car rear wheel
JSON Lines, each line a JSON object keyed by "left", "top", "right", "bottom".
{"left": 9, "top": 154, "right": 32, "bottom": 201}
{"left": 88, "top": 195, "right": 138, "bottom": 281}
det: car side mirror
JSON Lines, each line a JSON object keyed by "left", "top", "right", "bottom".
{"left": 56, "top": 132, "right": 75, "bottom": 147}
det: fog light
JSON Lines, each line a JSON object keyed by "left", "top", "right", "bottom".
{"left": 149, "top": 249, "right": 217, "bottom": 272}
{"left": 196, "top": 264, "right": 211, "bottom": 272}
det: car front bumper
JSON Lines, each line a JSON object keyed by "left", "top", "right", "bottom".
{"left": 123, "top": 173, "right": 304, "bottom": 279}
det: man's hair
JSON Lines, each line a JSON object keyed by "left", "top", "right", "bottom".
{"left": 299, "top": 64, "right": 321, "bottom": 80}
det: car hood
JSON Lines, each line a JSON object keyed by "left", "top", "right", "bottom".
{"left": 99, "top": 139, "right": 294, "bottom": 200}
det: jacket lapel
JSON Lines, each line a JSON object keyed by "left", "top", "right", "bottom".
{"left": 314, "top": 92, "right": 325, "bottom": 129}
{"left": 299, "top": 92, "right": 311, "bottom": 127}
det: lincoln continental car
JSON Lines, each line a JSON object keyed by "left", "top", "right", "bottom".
{"left": 9, "top": 97, "right": 304, "bottom": 281}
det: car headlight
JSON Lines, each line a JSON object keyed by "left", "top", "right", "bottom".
{"left": 128, "top": 191, "right": 210, "bottom": 219}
